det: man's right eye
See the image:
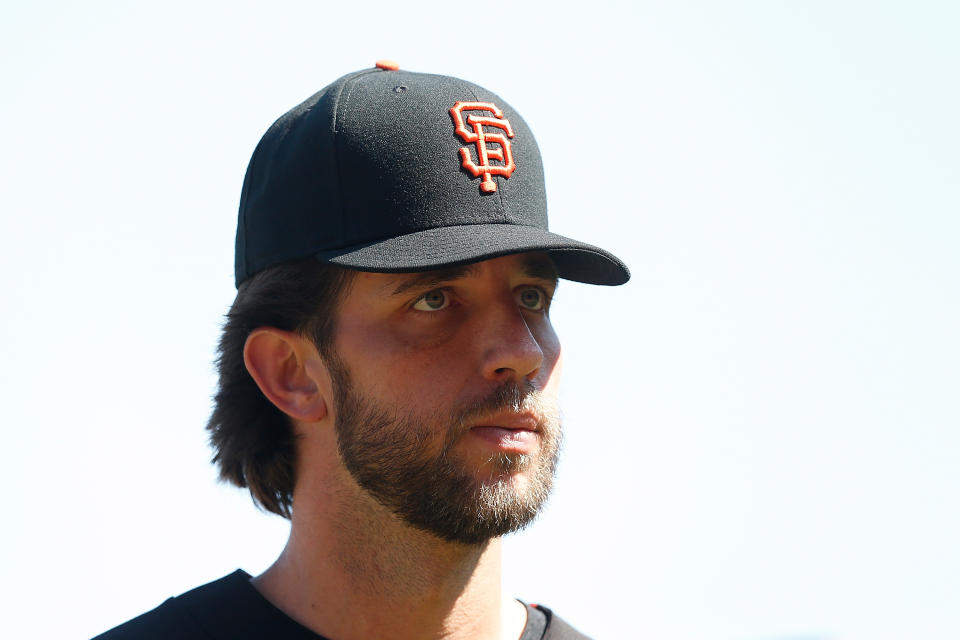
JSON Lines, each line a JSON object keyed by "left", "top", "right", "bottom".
{"left": 412, "top": 289, "right": 449, "bottom": 311}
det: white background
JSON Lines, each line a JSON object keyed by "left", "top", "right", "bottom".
{"left": 2, "top": 2, "right": 958, "bottom": 639}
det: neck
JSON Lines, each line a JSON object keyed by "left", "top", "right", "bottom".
{"left": 251, "top": 433, "right": 526, "bottom": 640}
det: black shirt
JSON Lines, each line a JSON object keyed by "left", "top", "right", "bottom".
{"left": 93, "top": 570, "right": 591, "bottom": 639}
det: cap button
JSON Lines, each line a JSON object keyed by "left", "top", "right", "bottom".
{"left": 375, "top": 59, "right": 400, "bottom": 71}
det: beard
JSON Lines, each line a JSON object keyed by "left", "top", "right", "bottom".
{"left": 325, "top": 351, "right": 563, "bottom": 545}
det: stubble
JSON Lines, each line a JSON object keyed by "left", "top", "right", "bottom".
{"left": 326, "top": 352, "right": 563, "bottom": 545}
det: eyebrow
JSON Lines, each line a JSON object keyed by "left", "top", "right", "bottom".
{"left": 389, "top": 263, "right": 483, "bottom": 296}
{"left": 388, "top": 255, "right": 559, "bottom": 296}
{"left": 519, "top": 254, "right": 560, "bottom": 285}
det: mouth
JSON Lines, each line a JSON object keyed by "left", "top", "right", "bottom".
{"left": 469, "top": 410, "right": 540, "bottom": 432}
{"left": 467, "top": 411, "right": 541, "bottom": 451}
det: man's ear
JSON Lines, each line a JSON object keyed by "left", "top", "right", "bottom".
{"left": 243, "top": 327, "right": 329, "bottom": 423}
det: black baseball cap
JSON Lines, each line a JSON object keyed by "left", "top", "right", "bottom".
{"left": 235, "top": 61, "right": 629, "bottom": 288}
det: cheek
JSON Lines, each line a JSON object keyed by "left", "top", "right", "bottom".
{"left": 337, "top": 320, "right": 470, "bottom": 400}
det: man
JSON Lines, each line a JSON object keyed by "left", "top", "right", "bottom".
{"left": 95, "top": 61, "right": 629, "bottom": 640}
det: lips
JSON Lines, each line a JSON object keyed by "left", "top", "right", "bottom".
{"left": 467, "top": 411, "right": 541, "bottom": 451}
{"left": 467, "top": 410, "right": 540, "bottom": 433}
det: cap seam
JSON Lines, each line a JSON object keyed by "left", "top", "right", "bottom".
{"left": 464, "top": 83, "right": 508, "bottom": 219}
{"left": 252, "top": 222, "right": 552, "bottom": 267}
{"left": 331, "top": 69, "right": 380, "bottom": 246}
{"left": 340, "top": 220, "right": 551, "bottom": 250}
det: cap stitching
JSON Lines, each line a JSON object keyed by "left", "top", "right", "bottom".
{"left": 331, "top": 70, "right": 380, "bottom": 245}
{"left": 463, "top": 84, "right": 508, "bottom": 220}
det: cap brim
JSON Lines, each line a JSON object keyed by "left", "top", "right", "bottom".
{"left": 313, "top": 224, "right": 629, "bottom": 286}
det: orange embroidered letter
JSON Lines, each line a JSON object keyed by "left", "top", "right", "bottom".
{"left": 449, "top": 102, "right": 516, "bottom": 193}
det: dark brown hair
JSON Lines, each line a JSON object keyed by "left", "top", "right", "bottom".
{"left": 207, "top": 259, "right": 354, "bottom": 518}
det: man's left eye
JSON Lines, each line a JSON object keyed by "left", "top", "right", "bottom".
{"left": 518, "top": 288, "right": 545, "bottom": 310}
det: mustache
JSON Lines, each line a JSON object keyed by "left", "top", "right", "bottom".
{"left": 453, "top": 381, "right": 554, "bottom": 428}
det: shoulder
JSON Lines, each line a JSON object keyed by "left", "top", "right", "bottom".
{"left": 91, "top": 596, "right": 201, "bottom": 640}
{"left": 91, "top": 571, "right": 252, "bottom": 640}
{"left": 534, "top": 604, "right": 594, "bottom": 640}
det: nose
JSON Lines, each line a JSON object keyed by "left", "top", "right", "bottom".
{"left": 478, "top": 303, "right": 544, "bottom": 384}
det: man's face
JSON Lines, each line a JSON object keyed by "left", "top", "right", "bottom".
{"left": 324, "top": 253, "right": 564, "bottom": 545}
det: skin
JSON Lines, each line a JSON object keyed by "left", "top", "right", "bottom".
{"left": 242, "top": 252, "right": 563, "bottom": 640}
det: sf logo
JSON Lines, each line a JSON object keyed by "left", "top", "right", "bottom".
{"left": 449, "top": 101, "right": 515, "bottom": 193}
